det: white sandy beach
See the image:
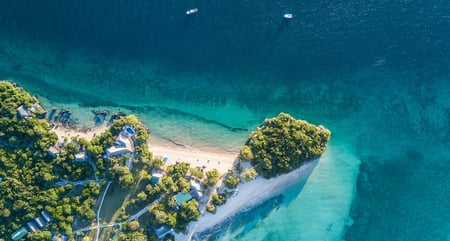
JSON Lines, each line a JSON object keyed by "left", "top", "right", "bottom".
{"left": 180, "top": 159, "right": 320, "bottom": 240}
{"left": 149, "top": 143, "right": 238, "bottom": 174}
{"left": 50, "top": 121, "right": 322, "bottom": 241}
{"left": 51, "top": 124, "right": 239, "bottom": 175}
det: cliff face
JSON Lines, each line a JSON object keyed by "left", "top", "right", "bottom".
{"left": 187, "top": 158, "right": 319, "bottom": 239}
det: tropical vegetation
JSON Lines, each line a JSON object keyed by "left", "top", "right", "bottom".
{"left": 0, "top": 81, "right": 331, "bottom": 241}
{"left": 0, "top": 81, "right": 203, "bottom": 241}
{"left": 240, "top": 112, "right": 331, "bottom": 178}
{"left": 0, "top": 81, "right": 100, "bottom": 239}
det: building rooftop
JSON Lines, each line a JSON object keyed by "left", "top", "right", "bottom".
{"left": 74, "top": 151, "right": 86, "bottom": 163}
{"left": 11, "top": 227, "right": 28, "bottom": 241}
{"left": 190, "top": 179, "right": 204, "bottom": 199}
{"left": 41, "top": 211, "right": 52, "bottom": 223}
{"left": 34, "top": 216, "right": 46, "bottom": 228}
{"left": 154, "top": 226, "right": 173, "bottom": 238}
{"left": 26, "top": 220, "right": 38, "bottom": 232}
{"left": 106, "top": 127, "right": 135, "bottom": 158}
{"left": 47, "top": 145, "right": 61, "bottom": 158}
{"left": 11, "top": 210, "right": 53, "bottom": 240}
{"left": 190, "top": 179, "right": 203, "bottom": 191}
{"left": 175, "top": 192, "right": 192, "bottom": 206}
{"left": 150, "top": 169, "right": 164, "bottom": 185}
{"left": 17, "top": 105, "right": 32, "bottom": 119}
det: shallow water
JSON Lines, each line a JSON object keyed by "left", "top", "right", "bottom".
{"left": 218, "top": 144, "right": 359, "bottom": 241}
{"left": 1, "top": 1, "right": 450, "bottom": 240}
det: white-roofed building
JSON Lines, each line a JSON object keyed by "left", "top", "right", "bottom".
{"left": 47, "top": 145, "right": 61, "bottom": 158}
{"left": 17, "top": 105, "right": 32, "bottom": 119}
{"left": 74, "top": 151, "right": 87, "bottom": 163}
{"left": 106, "top": 126, "right": 135, "bottom": 158}
{"left": 150, "top": 168, "right": 164, "bottom": 185}
{"left": 189, "top": 178, "right": 205, "bottom": 200}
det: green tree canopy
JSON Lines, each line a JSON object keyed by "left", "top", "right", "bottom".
{"left": 189, "top": 167, "right": 204, "bottom": 179}
{"left": 128, "top": 220, "right": 140, "bottom": 231}
{"left": 0, "top": 81, "right": 101, "bottom": 238}
{"left": 240, "top": 167, "right": 257, "bottom": 182}
{"left": 204, "top": 169, "right": 220, "bottom": 186}
{"left": 180, "top": 200, "right": 199, "bottom": 220}
{"left": 240, "top": 113, "right": 331, "bottom": 178}
{"left": 224, "top": 170, "right": 240, "bottom": 189}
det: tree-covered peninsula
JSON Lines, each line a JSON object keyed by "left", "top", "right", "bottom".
{"left": 0, "top": 81, "right": 331, "bottom": 240}
{"left": 240, "top": 113, "right": 331, "bottom": 178}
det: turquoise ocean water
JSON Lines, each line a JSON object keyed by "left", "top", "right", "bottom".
{"left": 1, "top": 1, "right": 450, "bottom": 240}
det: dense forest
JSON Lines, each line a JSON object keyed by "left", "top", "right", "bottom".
{"left": 240, "top": 113, "right": 331, "bottom": 178}
{"left": 0, "top": 81, "right": 204, "bottom": 241}
{"left": 0, "top": 81, "right": 101, "bottom": 240}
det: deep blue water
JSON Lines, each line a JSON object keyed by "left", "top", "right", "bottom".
{"left": 4, "top": 1, "right": 450, "bottom": 76}
{"left": 1, "top": 1, "right": 450, "bottom": 240}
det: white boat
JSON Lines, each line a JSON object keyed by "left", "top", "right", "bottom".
{"left": 283, "top": 13, "right": 293, "bottom": 19}
{"left": 186, "top": 8, "right": 198, "bottom": 15}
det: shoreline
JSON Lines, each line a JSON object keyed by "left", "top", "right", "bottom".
{"left": 51, "top": 123, "right": 109, "bottom": 142}
{"left": 51, "top": 122, "right": 239, "bottom": 175}
{"left": 48, "top": 110, "right": 322, "bottom": 241}
{"left": 29, "top": 94, "right": 332, "bottom": 241}
{"left": 181, "top": 159, "right": 320, "bottom": 240}
{"left": 149, "top": 137, "right": 239, "bottom": 174}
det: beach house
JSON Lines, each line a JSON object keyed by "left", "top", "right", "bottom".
{"left": 106, "top": 126, "right": 135, "bottom": 158}
{"left": 150, "top": 168, "right": 164, "bottom": 185}
{"left": 74, "top": 151, "right": 87, "bottom": 163}
{"left": 189, "top": 178, "right": 205, "bottom": 200}
{"left": 17, "top": 105, "right": 32, "bottom": 119}
{"left": 47, "top": 145, "right": 61, "bottom": 158}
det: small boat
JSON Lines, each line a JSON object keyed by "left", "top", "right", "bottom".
{"left": 186, "top": 8, "right": 198, "bottom": 15}
{"left": 283, "top": 13, "right": 293, "bottom": 19}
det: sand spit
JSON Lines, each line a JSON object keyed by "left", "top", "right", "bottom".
{"left": 50, "top": 118, "right": 321, "bottom": 241}
{"left": 180, "top": 159, "right": 320, "bottom": 240}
